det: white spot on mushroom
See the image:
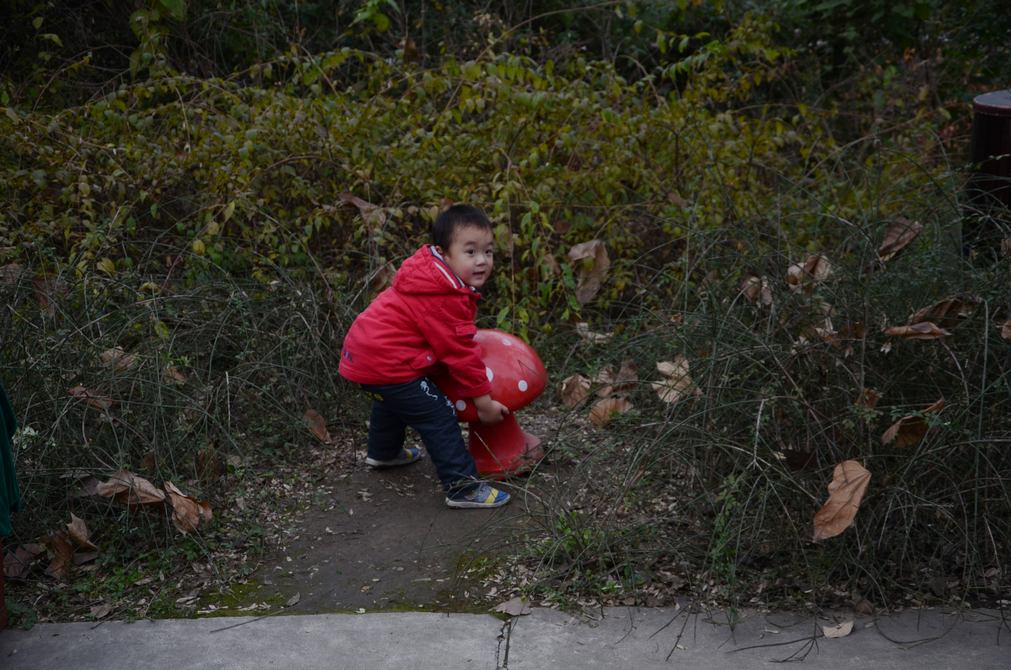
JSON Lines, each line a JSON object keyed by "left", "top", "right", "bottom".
{"left": 501, "top": 338, "right": 512, "bottom": 346}
{"left": 486, "top": 366, "right": 494, "bottom": 381}
{"left": 455, "top": 399, "right": 467, "bottom": 411}
{"left": 518, "top": 380, "right": 529, "bottom": 392}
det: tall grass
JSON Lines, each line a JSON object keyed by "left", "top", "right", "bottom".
{"left": 520, "top": 184, "right": 1010, "bottom": 610}
{"left": 1, "top": 241, "right": 358, "bottom": 546}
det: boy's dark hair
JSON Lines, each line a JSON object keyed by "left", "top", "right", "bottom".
{"left": 431, "top": 204, "right": 492, "bottom": 249}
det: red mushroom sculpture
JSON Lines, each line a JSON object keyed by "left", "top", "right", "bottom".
{"left": 434, "top": 329, "right": 547, "bottom": 478}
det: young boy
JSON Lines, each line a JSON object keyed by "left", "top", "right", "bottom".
{"left": 338, "top": 204, "right": 511, "bottom": 508}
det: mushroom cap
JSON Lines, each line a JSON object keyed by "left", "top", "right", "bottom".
{"left": 437, "top": 329, "right": 547, "bottom": 422}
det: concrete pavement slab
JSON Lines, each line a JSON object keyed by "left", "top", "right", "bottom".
{"left": 1, "top": 607, "right": 1007, "bottom": 669}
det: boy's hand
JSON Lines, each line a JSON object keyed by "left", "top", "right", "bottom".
{"left": 473, "top": 394, "right": 510, "bottom": 425}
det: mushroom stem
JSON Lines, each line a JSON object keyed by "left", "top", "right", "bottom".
{"left": 468, "top": 414, "right": 543, "bottom": 479}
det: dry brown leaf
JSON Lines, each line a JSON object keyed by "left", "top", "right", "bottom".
{"left": 0, "top": 262, "right": 26, "bottom": 285}
{"left": 540, "top": 251, "right": 560, "bottom": 276}
{"left": 822, "top": 620, "right": 854, "bottom": 638}
{"left": 855, "top": 388, "right": 880, "bottom": 410}
{"left": 592, "top": 362, "right": 637, "bottom": 398}
{"left": 164, "top": 366, "right": 188, "bottom": 384}
{"left": 813, "top": 460, "right": 871, "bottom": 541}
{"left": 44, "top": 531, "right": 75, "bottom": 580}
{"left": 73, "top": 551, "right": 98, "bottom": 566}
{"left": 33, "top": 275, "right": 66, "bottom": 315}
{"left": 588, "top": 397, "right": 633, "bottom": 428}
{"left": 3, "top": 543, "right": 45, "bottom": 579}
{"left": 908, "top": 297, "right": 977, "bottom": 329}
{"left": 66, "top": 513, "right": 98, "bottom": 551}
{"left": 95, "top": 470, "right": 166, "bottom": 506}
{"left": 883, "top": 322, "right": 951, "bottom": 340}
{"left": 493, "top": 597, "right": 532, "bottom": 617}
{"left": 559, "top": 374, "right": 591, "bottom": 409}
{"left": 567, "top": 239, "right": 610, "bottom": 305}
{"left": 339, "top": 193, "right": 386, "bottom": 231}
{"left": 99, "top": 347, "right": 138, "bottom": 372}
{"left": 613, "top": 359, "right": 638, "bottom": 391}
{"left": 740, "top": 275, "right": 773, "bottom": 306}
{"left": 575, "top": 322, "right": 613, "bottom": 343}
{"left": 1001, "top": 320, "right": 1011, "bottom": 341}
{"left": 304, "top": 409, "right": 332, "bottom": 444}
{"left": 787, "top": 255, "right": 832, "bottom": 294}
{"left": 90, "top": 603, "right": 113, "bottom": 620}
{"left": 195, "top": 446, "right": 225, "bottom": 481}
{"left": 68, "top": 386, "right": 114, "bottom": 410}
{"left": 878, "top": 217, "right": 923, "bottom": 262}
{"left": 652, "top": 356, "right": 701, "bottom": 405}
{"left": 881, "top": 399, "right": 944, "bottom": 449}
{"left": 369, "top": 262, "right": 395, "bottom": 297}
{"left": 164, "top": 481, "right": 213, "bottom": 535}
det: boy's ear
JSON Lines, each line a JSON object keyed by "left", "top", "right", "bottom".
{"left": 435, "top": 245, "right": 446, "bottom": 256}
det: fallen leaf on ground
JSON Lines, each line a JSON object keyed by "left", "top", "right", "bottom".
{"left": 741, "top": 275, "right": 773, "bottom": 306}
{"left": 613, "top": 359, "right": 638, "bottom": 391}
{"left": 95, "top": 470, "right": 166, "bottom": 506}
{"left": 854, "top": 599, "right": 874, "bottom": 615}
{"left": 813, "top": 460, "right": 871, "bottom": 541}
{"left": 286, "top": 592, "right": 301, "bottom": 607}
{"left": 3, "top": 543, "right": 45, "bottom": 579}
{"left": 652, "top": 356, "right": 701, "bottom": 405}
{"left": 44, "top": 531, "right": 75, "bottom": 580}
{"left": 589, "top": 397, "right": 633, "bottom": 428}
{"left": 881, "top": 399, "right": 944, "bottom": 449}
{"left": 164, "top": 481, "right": 213, "bottom": 534}
{"left": 559, "top": 374, "right": 591, "bottom": 408}
{"left": 908, "top": 297, "right": 977, "bottom": 330}
{"left": 304, "top": 409, "right": 332, "bottom": 444}
{"left": 0, "top": 263, "right": 26, "bottom": 285}
{"left": 493, "top": 597, "right": 532, "bottom": 617}
{"left": 787, "top": 255, "right": 832, "bottom": 293}
{"left": 567, "top": 239, "right": 610, "bottom": 305}
{"left": 68, "top": 386, "right": 114, "bottom": 410}
{"left": 99, "top": 347, "right": 138, "bottom": 371}
{"left": 1001, "top": 320, "right": 1011, "bottom": 341}
{"left": 878, "top": 217, "right": 922, "bottom": 262}
{"left": 822, "top": 620, "right": 854, "bottom": 638}
{"left": 73, "top": 552, "right": 99, "bottom": 565}
{"left": 196, "top": 447, "right": 226, "bottom": 481}
{"left": 90, "top": 603, "right": 113, "bottom": 619}
{"left": 883, "top": 322, "right": 950, "bottom": 340}
{"left": 855, "top": 388, "right": 879, "bottom": 410}
{"left": 66, "top": 513, "right": 98, "bottom": 551}
{"left": 575, "top": 322, "right": 613, "bottom": 343}
{"left": 164, "top": 366, "right": 188, "bottom": 384}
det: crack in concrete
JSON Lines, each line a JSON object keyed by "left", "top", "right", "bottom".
{"left": 495, "top": 618, "right": 515, "bottom": 669}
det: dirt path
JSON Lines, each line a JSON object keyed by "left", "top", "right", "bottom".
{"left": 241, "top": 454, "right": 548, "bottom": 614}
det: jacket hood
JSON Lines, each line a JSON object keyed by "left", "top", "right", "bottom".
{"left": 393, "top": 245, "right": 478, "bottom": 297}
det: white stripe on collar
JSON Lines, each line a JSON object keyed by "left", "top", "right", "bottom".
{"left": 428, "top": 245, "right": 463, "bottom": 289}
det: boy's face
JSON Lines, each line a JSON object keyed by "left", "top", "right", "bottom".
{"left": 439, "top": 225, "right": 494, "bottom": 288}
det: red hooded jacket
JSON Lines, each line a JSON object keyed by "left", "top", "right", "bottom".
{"left": 338, "top": 245, "right": 492, "bottom": 398}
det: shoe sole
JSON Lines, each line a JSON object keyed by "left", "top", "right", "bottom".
{"left": 365, "top": 453, "right": 425, "bottom": 468}
{"left": 444, "top": 496, "right": 510, "bottom": 509}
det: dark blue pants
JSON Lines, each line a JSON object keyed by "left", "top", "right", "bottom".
{"left": 360, "top": 377, "right": 478, "bottom": 492}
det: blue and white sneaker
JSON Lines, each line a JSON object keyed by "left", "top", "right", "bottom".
{"left": 365, "top": 446, "right": 425, "bottom": 468}
{"left": 445, "top": 483, "right": 510, "bottom": 509}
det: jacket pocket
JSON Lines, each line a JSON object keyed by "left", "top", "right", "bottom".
{"left": 454, "top": 323, "right": 477, "bottom": 337}
{"left": 410, "top": 350, "right": 436, "bottom": 369}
